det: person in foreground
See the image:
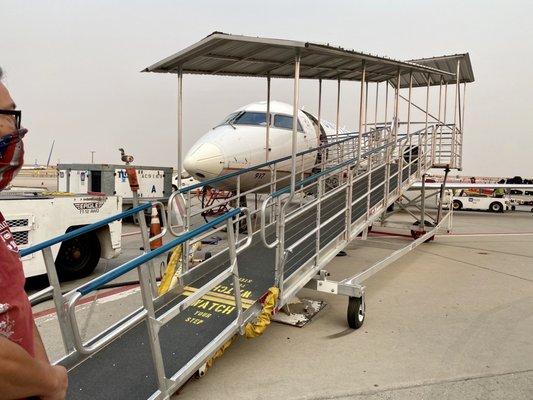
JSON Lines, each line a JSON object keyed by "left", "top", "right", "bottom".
{"left": 0, "top": 67, "right": 68, "bottom": 400}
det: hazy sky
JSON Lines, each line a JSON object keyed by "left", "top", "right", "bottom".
{"left": 1, "top": 0, "right": 532, "bottom": 176}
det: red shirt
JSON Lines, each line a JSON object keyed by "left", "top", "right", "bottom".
{"left": 0, "top": 212, "right": 34, "bottom": 357}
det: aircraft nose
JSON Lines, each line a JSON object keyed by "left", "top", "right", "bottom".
{"left": 183, "top": 143, "right": 224, "bottom": 180}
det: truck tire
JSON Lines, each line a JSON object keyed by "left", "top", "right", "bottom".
{"left": 56, "top": 231, "right": 101, "bottom": 281}
{"left": 452, "top": 200, "right": 462, "bottom": 211}
{"left": 489, "top": 202, "right": 503, "bottom": 213}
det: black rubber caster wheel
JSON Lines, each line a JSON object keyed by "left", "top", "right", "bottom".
{"left": 347, "top": 296, "right": 365, "bottom": 329}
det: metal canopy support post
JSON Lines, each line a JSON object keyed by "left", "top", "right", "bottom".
{"left": 290, "top": 53, "right": 301, "bottom": 196}
{"left": 382, "top": 81, "right": 391, "bottom": 210}
{"left": 393, "top": 68, "right": 401, "bottom": 193}
{"left": 266, "top": 74, "right": 271, "bottom": 162}
{"left": 384, "top": 82, "right": 389, "bottom": 126}
{"left": 374, "top": 82, "right": 379, "bottom": 131}
{"left": 317, "top": 78, "right": 322, "bottom": 138}
{"left": 453, "top": 60, "right": 461, "bottom": 167}
{"left": 277, "top": 51, "right": 301, "bottom": 297}
{"left": 433, "top": 76, "right": 443, "bottom": 164}
{"left": 460, "top": 82, "right": 467, "bottom": 169}
{"left": 406, "top": 71, "right": 413, "bottom": 179}
{"left": 424, "top": 74, "right": 430, "bottom": 171}
{"left": 177, "top": 68, "right": 183, "bottom": 188}
{"left": 357, "top": 60, "right": 366, "bottom": 163}
{"left": 364, "top": 81, "right": 369, "bottom": 135}
{"left": 392, "top": 69, "right": 401, "bottom": 146}
{"left": 454, "top": 60, "right": 462, "bottom": 131}
{"left": 317, "top": 78, "right": 323, "bottom": 166}
{"left": 442, "top": 82, "right": 448, "bottom": 165}
{"left": 462, "top": 83, "right": 467, "bottom": 132}
{"left": 336, "top": 77, "right": 341, "bottom": 159}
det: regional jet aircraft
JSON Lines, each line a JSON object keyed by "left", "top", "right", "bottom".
{"left": 183, "top": 101, "right": 347, "bottom": 192}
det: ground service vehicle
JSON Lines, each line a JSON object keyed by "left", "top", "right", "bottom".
{"left": 0, "top": 191, "right": 122, "bottom": 280}
{"left": 450, "top": 189, "right": 510, "bottom": 213}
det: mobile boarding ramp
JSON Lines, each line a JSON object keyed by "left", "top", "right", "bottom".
{"left": 27, "top": 33, "right": 473, "bottom": 399}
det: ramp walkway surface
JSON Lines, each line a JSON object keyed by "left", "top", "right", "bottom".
{"left": 65, "top": 162, "right": 416, "bottom": 399}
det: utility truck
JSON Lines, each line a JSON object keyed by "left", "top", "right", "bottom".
{"left": 448, "top": 189, "right": 511, "bottom": 213}
{"left": 0, "top": 190, "right": 122, "bottom": 280}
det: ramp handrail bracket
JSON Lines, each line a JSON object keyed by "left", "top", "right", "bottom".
{"left": 148, "top": 201, "right": 168, "bottom": 243}
{"left": 236, "top": 207, "right": 253, "bottom": 254}
{"left": 65, "top": 207, "right": 246, "bottom": 356}
{"left": 260, "top": 195, "right": 279, "bottom": 249}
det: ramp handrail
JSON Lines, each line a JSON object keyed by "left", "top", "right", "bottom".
{"left": 259, "top": 125, "right": 432, "bottom": 253}
{"left": 64, "top": 207, "right": 249, "bottom": 355}
{"left": 20, "top": 202, "right": 152, "bottom": 257}
{"left": 258, "top": 123, "right": 435, "bottom": 303}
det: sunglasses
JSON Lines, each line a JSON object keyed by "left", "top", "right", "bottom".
{"left": 0, "top": 109, "right": 22, "bottom": 130}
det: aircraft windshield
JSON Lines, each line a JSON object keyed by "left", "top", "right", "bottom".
{"left": 273, "top": 114, "right": 304, "bottom": 132}
{"left": 217, "top": 111, "right": 303, "bottom": 132}
{"left": 219, "top": 111, "right": 268, "bottom": 127}
{"left": 233, "top": 112, "right": 268, "bottom": 126}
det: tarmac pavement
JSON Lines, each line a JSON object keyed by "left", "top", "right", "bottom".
{"left": 28, "top": 211, "right": 533, "bottom": 399}
{"left": 176, "top": 211, "right": 533, "bottom": 399}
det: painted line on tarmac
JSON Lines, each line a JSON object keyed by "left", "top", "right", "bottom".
{"left": 370, "top": 231, "right": 413, "bottom": 238}
{"left": 437, "top": 232, "right": 533, "bottom": 237}
{"left": 33, "top": 283, "right": 258, "bottom": 320}
{"left": 122, "top": 230, "right": 142, "bottom": 237}
{"left": 33, "top": 284, "right": 140, "bottom": 320}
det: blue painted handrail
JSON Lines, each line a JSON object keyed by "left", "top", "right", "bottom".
{"left": 268, "top": 123, "right": 431, "bottom": 199}
{"left": 77, "top": 208, "right": 242, "bottom": 295}
{"left": 20, "top": 202, "right": 152, "bottom": 258}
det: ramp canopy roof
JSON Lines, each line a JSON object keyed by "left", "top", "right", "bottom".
{"left": 143, "top": 32, "right": 472, "bottom": 87}
{"left": 403, "top": 54, "right": 475, "bottom": 88}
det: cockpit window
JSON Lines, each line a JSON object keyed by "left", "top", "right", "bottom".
{"left": 220, "top": 112, "right": 239, "bottom": 125}
{"left": 232, "top": 112, "right": 268, "bottom": 126}
{"left": 273, "top": 114, "right": 304, "bottom": 132}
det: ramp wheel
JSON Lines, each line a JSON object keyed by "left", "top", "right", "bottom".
{"left": 347, "top": 296, "right": 365, "bottom": 329}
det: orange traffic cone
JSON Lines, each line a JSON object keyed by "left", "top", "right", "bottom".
{"left": 149, "top": 205, "right": 163, "bottom": 250}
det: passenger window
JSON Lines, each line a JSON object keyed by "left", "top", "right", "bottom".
{"left": 233, "top": 112, "right": 268, "bottom": 126}
{"left": 273, "top": 114, "right": 304, "bottom": 132}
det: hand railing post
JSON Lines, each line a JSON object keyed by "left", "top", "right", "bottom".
{"left": 41, "top": 247, "right": 76, "bottom": 355}
{"left": 182, "top": 190, "right": 192, "bottom": 274}
{"left": 136, "top": 250, "right": 169, "bottom": 396}
{"left": 226, "top": 218, "right": 244, "bottom": 334}
{"left": 315, "top": 175, "right": 323, "bottom": 264}
{"left": 236, "top": 175, "right": 241, "bottom": 238}
{"left": 345, "top": 163, "right": 354, "bottom": 240}
{"left": 135, "top": 206, "right": 158, "bottom": 297}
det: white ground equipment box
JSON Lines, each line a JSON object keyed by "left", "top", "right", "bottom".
{"left": 57, "top": 163, "right": 173, "bottom": 207}
{"left": 0, "top": 192, "right": 123, "bottom": 280}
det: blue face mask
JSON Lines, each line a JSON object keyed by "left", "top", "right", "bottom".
{"left": 0, "top": 128, "right": 26, "bottom": 190}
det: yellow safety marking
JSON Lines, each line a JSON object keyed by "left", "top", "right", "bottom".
{"left": 183, "top": 286, "right": 255, "bottom": 309}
